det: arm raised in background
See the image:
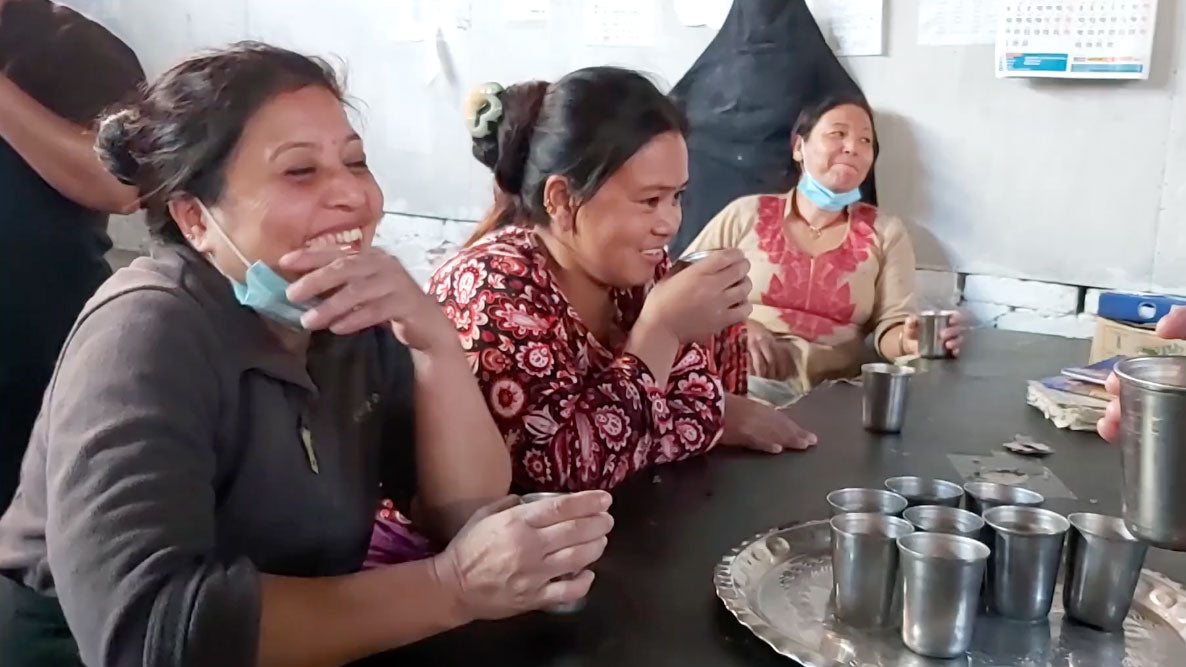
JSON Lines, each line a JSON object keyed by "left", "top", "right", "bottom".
{"left": 0, "top": 74, "right": 139, "bottom": 214}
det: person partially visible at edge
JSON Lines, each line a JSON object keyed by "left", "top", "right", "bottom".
{"left": 0, "top": 0, "right": 144, "bottom": 512}
{"left": 0, "top": 42, "right": 614, "bottom": 667}
{"left": 682, "top": 94, "right": 965, "bottom": 407}
{"left": 423, "top": 68, "right": 818, "bottom": 496}
{"left": 1098, "top": 306, "right": 1186, "bottom": 443}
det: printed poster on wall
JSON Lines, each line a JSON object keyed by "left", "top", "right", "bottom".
{"left": 996, "top": 0, "right": 1159, "bottom": 79}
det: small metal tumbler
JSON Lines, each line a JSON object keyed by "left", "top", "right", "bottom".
{"left": 861, "top": 363, "right": 915, "bottom": 433}
{"left": 1115, "top": 356, "right": 1186, "bottom": 550}
{"left": 885, "top": 476, "right": 964, "bottom": 508}
{"left": 1063, "top": 512, "right": 1148, "bottom": 631}
{"left": 826, "top": 488, "right": 908, "bottom": 517}
{"left": 519, "top": 492, "right": 585, "bottom": 614}
{"left": 898, "top": 532, "right": 990, "bottom": 658}
{"left": 918, "top": 310, "right": 958, "bottom": 359}
{"left": 830, "top": 513, "right": 915, "bottom": 628}
{"left": 982, "top": 506, "right": 1070, "bottom": 621}
{"left": 963, "top": 482, "right": 1044, "bottom": 516}
{"left": 903, "top": 505, "right": 985, "bottom": 540}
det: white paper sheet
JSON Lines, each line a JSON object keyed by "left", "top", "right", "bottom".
{"left": 805, "top": 0, "right": 884, "bottom": 57}
{"left": 996, "top": 0, "right": 1159, "bottom": 80}
{"left": 918, "top": 0, "right": 1000, "bottom": 46}
{"left": 671, "top": 0, "right": 732, "bottom": 30}
{"left": 582, "top": 0, "right": 658, "bottom": 47}
{"left": 502, "top": 0, "right": 550, "bottom": 23}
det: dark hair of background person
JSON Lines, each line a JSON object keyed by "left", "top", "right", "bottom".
{"left": 467, "top": 66, "right": 688, "bottom": 246}
{"left": 94, "top": 41, "right": 344, "bottom": 244}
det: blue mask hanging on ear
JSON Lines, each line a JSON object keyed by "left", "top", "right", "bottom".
{"left": 196, "top": 200, "right": 313, "bottom": 330}
{"left": 797, "top": 169, "right": 861, "bottom": 212}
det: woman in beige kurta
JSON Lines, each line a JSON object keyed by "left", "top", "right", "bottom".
{"left": 684, "top": 95, "right": 962, "bottom": 405}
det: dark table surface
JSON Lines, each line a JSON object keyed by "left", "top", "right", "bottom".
{"left": 377, "top": 329, "right": 1186, "bottom": 666}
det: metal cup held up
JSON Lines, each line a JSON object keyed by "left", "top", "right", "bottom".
{"left": 861, "top": 363, "right": 915, "bottom": 433}
{"left": 917, "top": 310, "right": 958, "bottom": 359}
{"left": 1063, "top": 512, "right": 1149, "bottom": 631}
{"left": 903, "top": 505, "right": 985, "bottom": 541}
{"left": 982, "top": 506, "right": 1070, "bottom": 622}
{"left": 885, "top": 476, "right": 964, "bottom": 508}
{"left": 1115, "top": 356, "right": 1186, "bottom": 550}
{"left": 898, "top": 532, "right": 991, "bottom": 659}
{"left": 830, "top": 513, "right": 915, "bottom": 628}
{"left": 519, "top": 492, "right": 585, "bottom": 614}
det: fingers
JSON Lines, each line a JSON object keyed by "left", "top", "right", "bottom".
{"left": 780, "top": 417, "right": 818, "bottom": 450}
{"left": 519, "top": 490, "right": 613, "bottom": 529}
{"left": 744, "top": 437, "right": 783, "bottom": 454}
{"left": 722, "top": 300, "right": 753, "bottom": 327}
{"left": 1098, "top": 399, "right": 1121, "bottom": 443}
{"left": 299, "top": 272, "right": 394, "bottom": 332}
{"left": 723, "top": 278, "right": 752, "bottom": 308}
{"left": 947, "top": 310, "right": 965, "bottom": 327}
{"left": 1105, "top": 371, "right": 1120, "bottom": 395}
{"left": 772, "top": 342, "right": 795, "bottom": 380}
{"left": 278, "top": 245, "right": 355, "bottom": 275}
{"left": 537, "top": 513, "right": 614, "bottom": 554}
{"left": 943, "top": 328, "right": 965, "bottom": 356}
{"left": 903, "top": 315, "right": 919, "bottom": 340}
{"left": 462, "top": 494, "right": 522, "bottom": 532}
{"left": 541, "top": 536, "right": 609, "bottom": 580}
{"left": 749, "top": 346, "right": 769, "bottom": 379}
{"left": 1158, "top": 305, "right": 1186, "bottom": 339}
{"left": 536, "top": 570, "right": 595, "bottom": 608}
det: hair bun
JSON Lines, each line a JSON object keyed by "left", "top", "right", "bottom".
{"left": 95, "top": 108, "right": 142, "bottom": 186}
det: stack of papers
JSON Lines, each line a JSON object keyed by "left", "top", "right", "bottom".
{"left": 1025, "top": 357, "right": 1121, "bottom": 431}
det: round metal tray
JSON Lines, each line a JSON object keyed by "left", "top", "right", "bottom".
{"left": 715, "top": 520, "right": 1186, "bottom": 666}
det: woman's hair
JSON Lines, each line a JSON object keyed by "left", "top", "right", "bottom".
{"left": 94, "top": 41, "right": 344, "bottom": 243}
{"left": 788, "top": 93, "right": 879, "bottom": 184}
{"left": 465, "top": 66, "right": 687, "bottom": 246}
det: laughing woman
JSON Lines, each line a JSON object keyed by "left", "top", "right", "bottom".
{"left": 683, "top": 95, "right": 964, "bottom": 406}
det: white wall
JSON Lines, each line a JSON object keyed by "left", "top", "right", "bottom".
{"left": 74, "top": 0, "right": 1185, "bottom": 296}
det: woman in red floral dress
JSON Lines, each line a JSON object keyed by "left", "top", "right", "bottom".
{"left": 427, "top": 68, "right": 818, "bottom": 493}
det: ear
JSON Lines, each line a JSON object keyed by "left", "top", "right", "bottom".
{"left": 791, "top": 135, "right": 804, "bottom": 164}
{"left": 168, "top": 197, "right": 214, "bottom": 253}
{"left": 542, "top": 175, "right": 576, "bottom": 233}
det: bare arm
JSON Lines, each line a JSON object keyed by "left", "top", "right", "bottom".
{"left": 410, "top": 343, "right": 513, "bottom": 542}
{"left": 0, "top": 73, "right": 138, "bottom": 213}
{"left": 257, "top": 559, "right": 467, "bottom": 667}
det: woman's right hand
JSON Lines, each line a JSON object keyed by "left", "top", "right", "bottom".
{"left": 746, "top": 319, "right": 794, "bottom": 380}
{"left": 641, "top": 250, "right": 753, "bottom": 344}
{"left": 433, "top": 491, "right": 614, "bottom": 621}
{"left": 1098, "top": 306, "right": 1186, "bottom": 442}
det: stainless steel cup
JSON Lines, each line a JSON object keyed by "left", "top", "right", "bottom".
{"left": 826, "top": 488, "right": 909, "bottom": 517}
{"left": 903, "top": 505, "right": 985, "bottom": 540}
{"left": 885, "top": 476, "right": 964, "bottom": 508}
{"left": 963, "top": 481, "right": 1044, "bottom": 515}
{"left": 897, "top": 532, "right": 990, "bottom": 658}
{"left": 1115, "top": 356, "right": 1186, "bottom": 549}
{"left": 519, "top": 492, "right": 585, "bottom": 614}
{"left": 830, "top": 513, "right": 915, "bottom": 628}
{"left": 982, "top": 506, "right": 1070, "bottom": 621}
{"left": 669, "top": 249, "right": 721, "bottom": 275}
{"left": 1063, "top": 512, "right": 1148, "bottom": 631}
{"left": 861, "top": 363, "right": 915, "bottom": 433}
{"left": 918, "top": 310, "right": 957, "bottom": 359}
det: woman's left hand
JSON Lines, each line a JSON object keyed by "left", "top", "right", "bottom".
{"left": 280, "top": 246, "right": 457, "bottom": 352}
{"left": 721, "top": 394, "right": 818, "bottom": 454}
{"left": 901, "top": 311, "right": 965, "bottom": 357}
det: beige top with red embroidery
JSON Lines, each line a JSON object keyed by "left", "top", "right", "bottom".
{"left": 684, "top": 190, "right": 917, "bottom": 389}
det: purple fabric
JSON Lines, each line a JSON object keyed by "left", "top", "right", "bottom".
{"left": 365, "top": 505, "right": 437, "bottom": 568}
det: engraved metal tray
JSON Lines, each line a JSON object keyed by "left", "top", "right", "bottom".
{"left": 715, "top": 520, "right": 1186, "bottom": 666}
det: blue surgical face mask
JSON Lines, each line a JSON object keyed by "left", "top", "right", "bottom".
{"left": 797, "top": 168, "right": 861, "bottom": 212}
{"left": 196, "top": 200, "right": 312, "bottom": 330}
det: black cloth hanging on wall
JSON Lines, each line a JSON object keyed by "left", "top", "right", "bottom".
{"left": 669, "top": 0, "right": 877, "bottom": 256}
